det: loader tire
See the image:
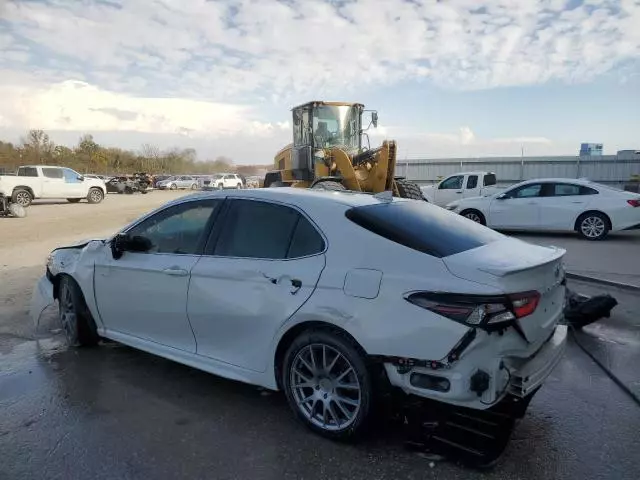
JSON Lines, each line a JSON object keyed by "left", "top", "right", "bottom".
{"left": 311, "top": 181, "right": 346, "bottom": 192}
{"left": 395, "top": 179, "right": 424, "bottom": 200}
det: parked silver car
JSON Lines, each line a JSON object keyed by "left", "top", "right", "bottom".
{"left": 157, "top": 176, "right": 199, "bottom": 190}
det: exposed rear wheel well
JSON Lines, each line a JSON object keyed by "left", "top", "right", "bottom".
{"left": 274, "top": 321, "right": 367, "bottom": 390}
{"left": 13, "top": 185, "right": 35, "bottom": 197}
{"left": 574, "top": 210, "right": 612, "bottom": 231}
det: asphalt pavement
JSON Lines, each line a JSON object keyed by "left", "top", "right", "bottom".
{"left": 511, "top": 230, "right": 640, "bottom": 288}
{"left": 1, "top": 278, "right": 640, "bottom": 480}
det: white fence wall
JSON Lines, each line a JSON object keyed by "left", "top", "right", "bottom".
{"left": 399, "top": 155, "right": 640, "bottom": 187}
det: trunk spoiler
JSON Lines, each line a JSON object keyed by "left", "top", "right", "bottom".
{"left": 477, "top": 246, "right": 566, "bottom": 277}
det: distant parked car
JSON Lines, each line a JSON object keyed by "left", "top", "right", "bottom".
{"left": 446, "top": 178, "right": 640, "bottom": 240}
{"left": 157, "top": 176, "right": 199, "bottom": 190}
{"left": 421, "top": 171, "right": 501, "bottom": 207}
{"left": 209, "top": 173, "right": 243, "bottom": 190}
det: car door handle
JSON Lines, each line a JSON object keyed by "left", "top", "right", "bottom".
{"left": 163, "top": 267, "right": 188, "bottom": 276}
{"left": 290, "top": 279, "right": 302, "bottom": 295}
{"left": 455, "top": 190, "right": 463, "bottom": 194}
{"left": 571, "top": 201, "right": 584, "bottom": 204}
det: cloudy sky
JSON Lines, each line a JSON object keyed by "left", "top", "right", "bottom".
{"left": 0, "top": 0, "right": 638, "bottom": 164}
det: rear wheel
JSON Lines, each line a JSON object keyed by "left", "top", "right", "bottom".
{"left": 394, "top": 179, "right": 424, "bottom": 200}
{"left": 58, "top": 276, "right": 100, "bottom": 347}
{"left": 577, "top": 212, "right": 610, "bottom": 240}
{"left": 460, "top": 209, "right": 486, "bottom": 225}
{"left": 170, "top": 183, "right": 177, "bottom": 190}
{"left": 191, "top": 183, "right": 198, "bottom": 190}
{"left": 311, "top": 181, "right": 346, "bottom": 192}
{"left": 269, "top": 181, "right": 287, "bottom": 188}
{"left": 282, "top": 329, "right": 373, "bottom": 440}
{"left": 87, "top": 188, "right": 104, "bottom": 204}
{"left": 12, "top": 188, "right": 33, "bottom": 207}
{"left": 67, "top": 198, "right": 82, "bottom": 203}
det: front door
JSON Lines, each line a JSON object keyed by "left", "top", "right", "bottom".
{"left": 94, "top": 198, "right": 223, "bottom": 351}
{"left": 435, "top": 175, "right": 464, "bottom": 206}
{"left": 488, "top": 183, "right": 543, "bottom": 229}
{"left": 187, "top": 198, "right": 326, "bottom": 372}
{"left": 62, "top": 168, "right": 86, "bottom": 197}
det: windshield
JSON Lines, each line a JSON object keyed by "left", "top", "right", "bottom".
{"left": 313, "top": 105, "right": 361, "bottom": 151}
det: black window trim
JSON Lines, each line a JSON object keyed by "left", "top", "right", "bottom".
{"left": 121, "top": 197, "right": 225, "bottom": 257}
{"left": 503, "top": 182, "right": 545, "bottom": 199}
{"left": 203, "top": 196, "right": 328, "bottom": 261}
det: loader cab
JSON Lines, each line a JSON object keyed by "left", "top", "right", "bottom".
{"left": 289, "top": 102, "right": 366, "bottom": 180}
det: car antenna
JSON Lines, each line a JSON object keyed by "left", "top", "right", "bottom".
{"left": 373, "top": 190, "right": 394, "bottom": 203}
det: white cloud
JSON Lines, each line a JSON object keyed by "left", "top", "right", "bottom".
{"left": 0, "top": 0, "right": 638, "bottom": 161}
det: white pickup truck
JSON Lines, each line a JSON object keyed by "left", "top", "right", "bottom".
{"left": 0, "top": 165, "right": 107, "bottom": 207}
{"left": 420, "top": 171, "right": 500, "bottom": 207}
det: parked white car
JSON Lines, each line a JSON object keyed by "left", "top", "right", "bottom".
{"left": 210, "top": 173, "right": 244, "bottom": 189}
{"left": 0, "top": 165, "right": 106, "bottom": 207}
{"left": 447, "top": 178, "right": 640, "bottom": 240}
{"left": 31, "top": 188, "right": 567, "bottom": 440}
{"left": 421, "top": 171, "right": 500, "bottom": 207}
{"left": 156, "top": 175, "right": 199, "bottom": 190}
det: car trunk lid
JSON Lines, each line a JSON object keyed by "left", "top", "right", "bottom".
{"left": 443, "top": 237, "right": 566, "bottom": 349}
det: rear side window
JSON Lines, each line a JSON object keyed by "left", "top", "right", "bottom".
{"left": 553, "top": 183, "right": 581, "bottom": 196}
{"left": 288, "top": 216, "right": 325, "bottom": 258}
{"left": 484, "top": 173, "right": 497, "bottom": 186}
{"left": 580, "top": 186, "right": 598, "bottom": 195}
{"left": 466, "top": 175, "right": 478, "bottom": 189}
{"left": 42, "top": 167, "right": 64, "bottom": 179}
{"left": 17, "top": 167, "right": 38, "bottom": 177}
{"left": 345, "top": 201, "right": 502, "bottom": 258}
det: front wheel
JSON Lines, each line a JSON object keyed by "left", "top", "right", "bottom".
{"left": 282, "top": 329, "right": 373, "bottom": 440}
{"left": 87, "top": 188, "right": 104, "bottom": 204}
{"left": 311, "top": 181, "right": 346, "bottom": 192}
{"left": 577, "top": 212, "right": 610, "bottom": 240}
{"left": 170, "top": 183, "right": 177, "bottom": 190}
{"left": 394, "top": 179, "right": 424, "bottom": 200}
{"left": 12, "top": 188, "right": 33, "bottom": 207}
{"left": 58, "top": 276, "right": 100, "bottom": 347}
{"left": 191, "top": 183, "right": 198, "bottom": 190}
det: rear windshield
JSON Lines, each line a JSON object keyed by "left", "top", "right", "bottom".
{"left": 345, "top": 201, "right": 503, "bottom": 258}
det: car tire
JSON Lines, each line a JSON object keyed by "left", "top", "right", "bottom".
{"left": 394, "top": 178, "right": 424, "bottom": 200}
{"left": 58, "top": 276, "right": 100, "bottom": 347}
{"left": 460, "top": 209, "right": 486, "bottom": 225}
{"left": 170, "top": 184, "right": 177, "bottom": 190}
{"left": 236, "top": 183, "right": 242, "bottom": 189}
{"left": 87, "top": 188, "right": 104, "bottom": 204}
{"left": 191, "top": 183, "right": 198, "bottom": 190}
{"left": 311, "top": 181, "right": 346, "bottom": 192}
{"left": 268, "top": 181, "right": 287, "bottom": 188}
{"left": 282, "top": 328, "right": 373, "bottom": 441}
{"left": 67, "top": 198, "right": 82, "bottom": 203}
{"left": 577, "top": 212, "right": 610, "bottom": 241}
{"left": 12, "top": 188, "right": 33, "bottom": 207}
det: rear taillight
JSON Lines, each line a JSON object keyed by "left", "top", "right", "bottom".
{"left": 627, "top": 199, "right": 640, "bottom": 207}
{"left": 509, "top": 291, "right": 540, "bottom": 318}
{"left": 405, "top": 290, "right": 541, "bottom": 329}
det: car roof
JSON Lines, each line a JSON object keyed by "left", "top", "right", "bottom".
{"left": 177, "top": 187, "right": 409, "bottom": 209}
{"left": 516, "top": 178, "right": 595, "bottom": 186}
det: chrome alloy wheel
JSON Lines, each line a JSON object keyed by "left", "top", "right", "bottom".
{"left": 289, "top": 344, "right": 361, "bottom": 431}
{"left": 14, "top": 191, "right": 31, "bottom": 206}
{"left": 581, "top": 215, "right": 605, "bottom": 239}
{"left": 89, "top": 189, "right": 103, "bottom": 203}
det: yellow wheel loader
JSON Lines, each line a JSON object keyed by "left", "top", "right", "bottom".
{"left": 263, "top": 101, "right": 424, "bottom": 199}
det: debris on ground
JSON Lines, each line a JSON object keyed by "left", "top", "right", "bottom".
{"left": 563, "top": 289, "right": 618, "bottom": 329}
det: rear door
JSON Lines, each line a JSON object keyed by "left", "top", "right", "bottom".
{"left": 535, "top": 182, "right": 597, "bottom": 230}
{"left": 488, "top": 183, "right": 543, "bottom": 229}
{"left": 463, "top": 174, "right": 480, "bottom": 199}
{"left": 187, "top": 198, "right": 326, "bottom": 372}
{"left": 40, "top": 167, "right": 66, "bottom": 197}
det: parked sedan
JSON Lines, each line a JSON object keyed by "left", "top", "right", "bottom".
{"left": 31, "top": 188, "right": 567, "bottom": 440}
{"left": 156, "top": 175, "right": 199, "bottom": 190}
{"left": 447, "top": 178, "right": 640, "bottom": 240}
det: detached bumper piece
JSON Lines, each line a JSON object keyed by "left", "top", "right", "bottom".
{"left": 563, "top": 289, "right": 617, "bottom": 329}
{"left": 400, "top": 391, "right": 538, "bottom": 468}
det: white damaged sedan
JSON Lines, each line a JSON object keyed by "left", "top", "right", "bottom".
{"left": 31, "top": 187, "right": 567, "bottom": 440}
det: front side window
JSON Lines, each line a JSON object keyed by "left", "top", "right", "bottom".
{"left": 439, "top": 175, "right": 463, "bottom": 190}
{"left": 312, "top": 105, "right": 361, "bottom": 151}
{"left": 128, "top": 200, "right": 221, "bottom": 255}
{"left": 42, "top": 167, "right": 64, "bottom": 179}
{"left": 62, "top": 168, "right": 81, "bottom": 183}
{"left": 507, "top": 184, "right": 542, "bottom": 199}
{"left": 213, "top": 200, "right": 324, "bottom": 259}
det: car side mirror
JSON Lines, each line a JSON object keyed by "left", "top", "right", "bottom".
{"left": 77, "top": 175, "right": 84, "bottom": 181}
{"left": 111, "top": 233, "right": 153, "bottom": 259}
{"left": 371, "top": 111, "right": 378, "bottom": 128}
{"left": 496, "top": 193, "right": 508, "bottom": 200}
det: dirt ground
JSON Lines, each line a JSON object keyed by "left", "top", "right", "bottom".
{"left": 0, "top": 191, "right": 188, "bottom": 345}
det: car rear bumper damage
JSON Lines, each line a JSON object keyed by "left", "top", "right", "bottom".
{"left": 377, "top": 323, "right": 567, "bottom": 410}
